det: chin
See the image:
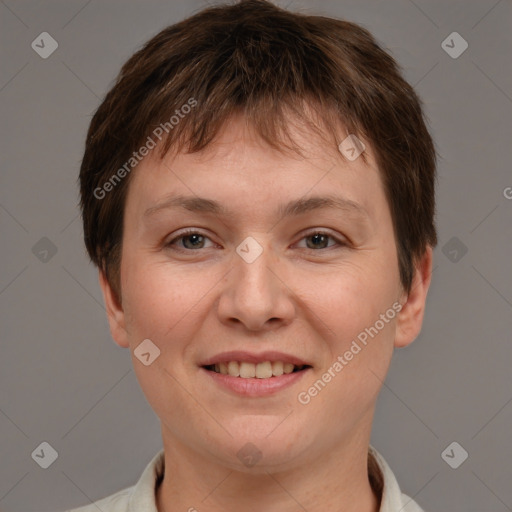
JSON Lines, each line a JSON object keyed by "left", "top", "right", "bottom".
{"left": 214, "top": 422, "right": 310, "bottom": 472}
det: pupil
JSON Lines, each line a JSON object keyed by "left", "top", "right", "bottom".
{"left": 184, "top": 234, "right": 203, "bottom": 249}
{"left": 308, "top": 234, "right": 327, "bottom": 249}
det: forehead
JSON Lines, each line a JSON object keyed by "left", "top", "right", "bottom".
{"left": 125, "top": 114, "right": 386, "bottom": 223}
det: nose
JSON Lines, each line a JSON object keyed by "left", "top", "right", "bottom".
{"left": 216, "top": 239, "right": 296, "bottom": 332}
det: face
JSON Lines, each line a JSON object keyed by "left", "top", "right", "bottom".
{"left": 100, "top": 114, "right": 431, "bottom": 472}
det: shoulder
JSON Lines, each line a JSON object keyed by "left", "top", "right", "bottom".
{"left": 63, "top": 449, "right": 165, "bottom": 512}
{"left": 65, "top": 486, "right": 133, "bottom": 512}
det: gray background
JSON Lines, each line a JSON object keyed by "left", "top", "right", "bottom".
{"left": 1, "top": 0, "right": 511, "bottom": 511}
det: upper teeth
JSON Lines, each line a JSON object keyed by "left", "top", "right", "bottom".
{"left": 212, "top": 361, "right": 303, "bottom": 378}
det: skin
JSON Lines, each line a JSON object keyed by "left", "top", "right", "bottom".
{"left": 99, "top": 114, "right": 433, "bottom": 512}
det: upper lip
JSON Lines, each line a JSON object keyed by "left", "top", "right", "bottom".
{"left": 199, "top": 350, "right": 312, "bottom": 367}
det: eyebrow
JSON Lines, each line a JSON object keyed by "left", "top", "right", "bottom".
{"left": 143, "top": 193, "right": 369, "bottom": 220}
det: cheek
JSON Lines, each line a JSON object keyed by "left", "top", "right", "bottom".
{"left": 298, "top": 270, "right": 397, "bottom": 436}
{"left": 311, "top": 256, "right": 399, "bottom": 330}
{"left": 121, "top": 255, "right": 199, "bottom": 335}
{"left": 119, "top": 258, "right": 210, "bottom": 417}
{"left": 303, "top": 252, "right": 399, "bottom": 398}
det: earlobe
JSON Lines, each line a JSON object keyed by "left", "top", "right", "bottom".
{"left": 394, "top": 246, "right": 433, "bottom": 348}
{"left": 98, "top": 270, "right": 130, "bottom": 348}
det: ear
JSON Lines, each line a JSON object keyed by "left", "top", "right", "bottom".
{"left": 98, "top": 269, "right": 129, "bottom": 348}
{"left": 394, "top": 246, "right": 433, "bottom": 348}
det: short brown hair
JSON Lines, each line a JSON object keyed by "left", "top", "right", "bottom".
{"left": 79, "top": 0, "right": 437, "bottom": 302}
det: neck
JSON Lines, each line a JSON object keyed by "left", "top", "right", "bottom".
{"left": 156, "top": 428, "right": 381, "bottom": 512}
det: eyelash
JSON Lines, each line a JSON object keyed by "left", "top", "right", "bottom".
{"left": 165, "top": 229, "right": 347, "bottom": 252}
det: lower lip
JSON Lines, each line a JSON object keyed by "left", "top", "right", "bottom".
{"left": 201, "top": 367, "right": 310, "bottom": 397}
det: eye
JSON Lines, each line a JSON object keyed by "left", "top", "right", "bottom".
{"left": 166, "top": 230, "right": 216, "bottom": 250}
{"left": 295, "top": 231, "right": 346, "bottom": 250}
{"left": 165, "top": 229, "right": 346, "bottom": 252}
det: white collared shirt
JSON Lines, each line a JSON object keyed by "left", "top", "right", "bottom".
{"left": 66, "top": 445, "right": 425, "bottom": 512}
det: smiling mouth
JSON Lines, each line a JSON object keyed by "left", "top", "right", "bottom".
{"left": 203, "top": 361, "right": 311, "bottom": 379}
